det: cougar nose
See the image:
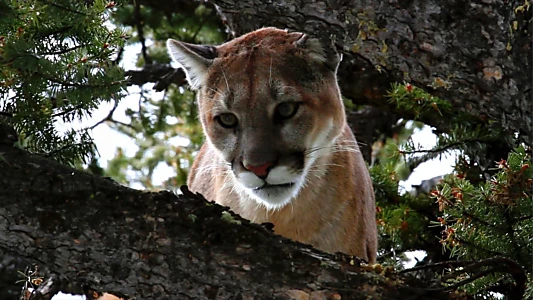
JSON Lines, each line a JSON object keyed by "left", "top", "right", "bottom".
{"left": 243, "top": 161, "right": 274, "bottom": 178}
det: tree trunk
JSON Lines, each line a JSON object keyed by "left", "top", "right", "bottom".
{"left": 207, "top": 0, "right": 532, "bottom": 145}
{"left": 0, "top": 125, "right": 452, "bottom": 299}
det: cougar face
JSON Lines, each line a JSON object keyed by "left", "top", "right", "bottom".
{"left": 169, "top": 28, "right": 344, "bottom": 209}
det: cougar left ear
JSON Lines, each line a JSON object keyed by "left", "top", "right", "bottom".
{"left": 293, "top": 33, "right": 341, "bottom": 72}
{"left": 166, "top": 39, "right": 218, "bottom": 89}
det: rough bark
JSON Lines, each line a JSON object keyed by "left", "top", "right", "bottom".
{"left": 0, "top": 126, "right": 451, "bottom": 300}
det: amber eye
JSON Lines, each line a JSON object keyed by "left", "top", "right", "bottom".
{"left": 216, "top": 113, "right": 238, "bottom": 128}
{"left": 276, "top": 102, "right": 299, "bottom": 119}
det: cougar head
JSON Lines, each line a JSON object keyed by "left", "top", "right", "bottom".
{"left": 167, "top": 27, "right": 346, "bottom": 209}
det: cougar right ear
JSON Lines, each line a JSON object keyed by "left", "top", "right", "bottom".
{"left": 166, "top": 39, "right": 218, "bottom": 89}
{"left": 294, "top": 33, "right": 341, "bottom": 72}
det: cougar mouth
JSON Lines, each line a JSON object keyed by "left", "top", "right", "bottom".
{"left": 254, "top": 182, "right": 294, "bottom": 191}
{"left": 245, "top": 179, "right": 301, "bottom": 209}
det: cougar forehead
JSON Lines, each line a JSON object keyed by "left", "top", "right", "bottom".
{"left": 208, "top": 28, "right": 329, "bottom": 91}
{"left": 200, "top": 27, "right": 344, "bottom": 146}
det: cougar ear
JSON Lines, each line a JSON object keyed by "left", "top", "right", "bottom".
{"left": 293, "top": 33, "right": 341, "bottom": 72}
{"left": 166, "top": 39, "right": 218, "bottom": 89}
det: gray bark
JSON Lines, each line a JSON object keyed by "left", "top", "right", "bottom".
{"left": 0, "top": 125, "right": 449, "bottom": 299}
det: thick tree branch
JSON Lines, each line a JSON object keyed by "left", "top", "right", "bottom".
{"left": 125, "top": 63, "right": 187, "bottom": 91}
{"left": 0, "top": 126, "right": 452, "bottom": 299}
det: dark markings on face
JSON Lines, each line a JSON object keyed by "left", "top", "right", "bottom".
{"left": 281, "top": 55, "right": 322, "bottom": 86}
{"left": 269, "top": 81, "right": 279, "bottom": 101}
{"left": 246, "top": 50, "right": 257, "bottom": 109}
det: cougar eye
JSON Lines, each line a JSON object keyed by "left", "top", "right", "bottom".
{"left": 216, "top": 113, "right": 238, "bottom": 128}
{"left": 276, "top": 102, "right": 299, "bottom": 119}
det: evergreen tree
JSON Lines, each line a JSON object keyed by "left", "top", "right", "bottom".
{"left": 0, "top": 0, "right": 126, "bottom": 164}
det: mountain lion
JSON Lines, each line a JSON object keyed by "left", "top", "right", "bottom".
{"left": 167, "top": 27, "right": 377, "bottom": 263}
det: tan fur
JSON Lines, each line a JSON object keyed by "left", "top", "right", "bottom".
{"left": 168, "top": 28, "right": 378, "bottom": 263}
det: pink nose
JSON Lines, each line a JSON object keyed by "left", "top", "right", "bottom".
{"left": 244, "top": 162, "right": 274, "bottom": 178}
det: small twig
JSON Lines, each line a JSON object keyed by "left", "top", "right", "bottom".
{"left": 42, "top": 142, "right": 93, "bottom": 158}
{"left": 403, "top": 256, "right": 526, "bottom": 299}
{"left": 515, "top": 214, "right": 533, "bottom": 221}
{"left": 40, "top": 44, "right": 88, "bottom": 55}
{"left": 46, "top": 75, "right": 124, "bottom": 88}
{"left": 42, "top": 0, "right": 87, "bottom": 15}
{"left": 108, "top": 119, "right": 135, "bottom": 130}
{"left": 114, "top": 46, "right": 125, "bottom": 65}
{"left": 376, "top": 250, "right": 397, "bottom": 261}
{"left": 400, "top": 138, "right": 491, "bottom": 155}
{"left": 191, "top": 19, "right": 208, "bottom": 41}
{"left": 134, "top": 0, "right": 151, "bottom": 64}
{"left": 51, "top": 104, "right": 84, "bottom": 118}
{"left": 88, "top": 99, "right": 119, "bottom": 130}
{"left": 423, "top": 267, "right": 500, "bottom": 293}
{"left": 138, "top": 88, "right": 144, "bottom": 113}
{"left": 398, "top": 259, "right": 473, "bottom": 274}
{"left": 453, "top": 237, "right": 506, "bottom": 257}
{"left": 35, "top": 26, "right": 74, "bottom": 39}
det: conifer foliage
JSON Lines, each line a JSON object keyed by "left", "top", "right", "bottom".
{"left": 0, "top": 0, "right": 126, "bottom": 164}
{"left": 435, "top": 146, "right": 532, "bottom": 297}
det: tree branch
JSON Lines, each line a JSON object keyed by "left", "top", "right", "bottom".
{"left": 0, "top": 126, "right": 451, "bottom": 299}
{"left": 125, "top": 64, "right": 187, "bottom": 91}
